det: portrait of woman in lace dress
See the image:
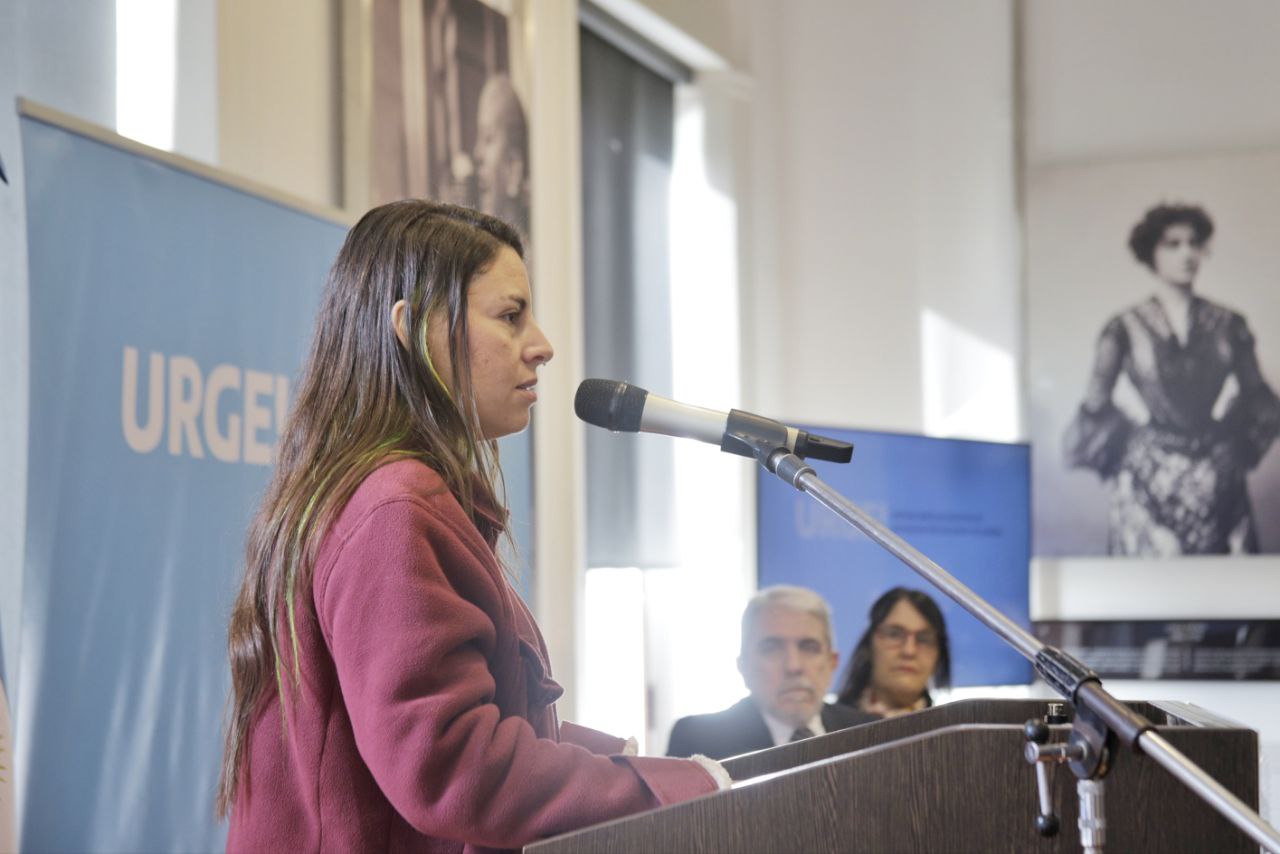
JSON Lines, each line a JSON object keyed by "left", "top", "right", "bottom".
{"left": 1063, "top": 203, "right": 1280, "bottom": 556}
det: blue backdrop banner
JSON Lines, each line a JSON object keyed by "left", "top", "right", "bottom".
{"left": 18, "top": 110, "right": 533, "bottom": 851}
{"left": 757, "top": 427, "right": 1032, "bottom": 689}
{"left": 18, "top": 112, "right": 348, "bottom": 851}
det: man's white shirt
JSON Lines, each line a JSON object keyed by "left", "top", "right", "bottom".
{"left": 760, "top": 705, "right": 825, "bottom": 747}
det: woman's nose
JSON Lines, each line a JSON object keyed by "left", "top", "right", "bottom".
{"left": 526, "top": 320, "right": 554, "bottom": 366}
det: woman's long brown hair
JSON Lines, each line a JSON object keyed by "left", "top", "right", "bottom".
{"left": 216, "top": 201, "right": 523, "bottom": 817}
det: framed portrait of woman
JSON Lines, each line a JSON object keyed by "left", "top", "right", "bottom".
{"left": 1028, "top": 150, "right": 1280, "bottom": 561}
{"left": 342, "top": 0, "right": 533, "bottom": 241}
{"left": 1027, "top": 150, "right": 1280, "bottom": 680}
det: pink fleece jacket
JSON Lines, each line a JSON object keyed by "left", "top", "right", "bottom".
{"left": 227, "top": 459, "right": 716, "bottom": 852}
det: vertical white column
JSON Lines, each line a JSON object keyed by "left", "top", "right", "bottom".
{"left": 524, "top": 0, "right": 587, "bottom": 720}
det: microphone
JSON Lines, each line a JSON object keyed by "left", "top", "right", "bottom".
{"left": 574, "top": 379, "right": 853, "bottom": 463}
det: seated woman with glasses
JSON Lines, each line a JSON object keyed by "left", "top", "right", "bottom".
{"left": 835, "top": 588, "right": 951, "bottom": 717}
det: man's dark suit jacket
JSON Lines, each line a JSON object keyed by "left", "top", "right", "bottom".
{"left": 665, "top": 696, "right": 878, "bottom": 760}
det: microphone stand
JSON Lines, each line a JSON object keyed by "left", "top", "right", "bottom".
{"left": 735, "top": 432, "right": 1280, "bottom": 853}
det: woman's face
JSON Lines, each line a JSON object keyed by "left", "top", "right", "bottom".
{"left": 869, "top": 599, "right": 940, "bottom": 708}
{"left": 427, "top": 246, "right": 554, "bottom": 439}
{"left": 1152, "top": 222, "right": 1204, "bottom": 289}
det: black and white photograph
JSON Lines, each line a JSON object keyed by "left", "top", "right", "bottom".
{"left": 1029, "top": 151, "right": 1280, "bottom": 557}
{"left": 364, "top": 0, "right": 532, "bottom": 239}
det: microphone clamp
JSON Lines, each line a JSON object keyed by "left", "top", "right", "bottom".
{"left": 722, "top": 410, "right": 853, "bottom": 464}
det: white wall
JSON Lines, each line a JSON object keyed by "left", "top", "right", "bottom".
{"left": 738, "top": 0, "right": 1020, "bottom": 441}
{"left": 175, "top": 0, "right": 220, "bottom": 162}
{"left": 218, "top": 0, "right": 341, "bottom": 206}
{"left": 1023, "top": 0, "right": 1280, "bottom": 166}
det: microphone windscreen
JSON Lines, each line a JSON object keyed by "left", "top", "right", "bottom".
{"left": 574, "top": 379, "right": 648, "bottom": 432}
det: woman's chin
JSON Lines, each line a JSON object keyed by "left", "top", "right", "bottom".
{"left": 881, "top": 682, "right": 925, "bottom": 705}
{"left": 481, "top": 413, "right": 532, "bottom": 440}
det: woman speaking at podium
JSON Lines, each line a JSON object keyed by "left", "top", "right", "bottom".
{"left": 216, "top": 201, "right": 724, "bottom": 851}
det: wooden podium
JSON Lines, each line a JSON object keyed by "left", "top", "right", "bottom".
{"left": 526, "top": 699, "right": 1259, "bottom": 853}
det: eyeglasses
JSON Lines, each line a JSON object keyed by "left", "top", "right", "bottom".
{"left": 874, "top": 624, "right": 939, "bottom": 649}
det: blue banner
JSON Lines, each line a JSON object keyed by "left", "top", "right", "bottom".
{"left": 19, "top": 113, "right": 347, "bottom": 851}
{"left": 758, "top": 428, "right": 1032, "bottom": 687}
{"left": 18, "top": 111, "right": 534, "bottom": 851}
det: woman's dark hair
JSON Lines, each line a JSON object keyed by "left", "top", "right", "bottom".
{"left": 217, "top": 200, "right": 523, "bottom": 817}
{"left": 836, "top": 587, "right": 951, "bottom": 708}
{"left": 1127, "top": 203, "right": 1214, "bottom": 270}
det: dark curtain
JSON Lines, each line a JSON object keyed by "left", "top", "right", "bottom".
{"left": 580, "top": 26, "right": 676, "bottom": 568}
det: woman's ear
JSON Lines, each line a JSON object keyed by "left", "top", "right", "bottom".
{"left": 391, "top": 299, "right": 411, "bottom": 351}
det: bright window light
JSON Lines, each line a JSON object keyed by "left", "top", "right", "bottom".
{"left": 648, "top": 84, "right": 752, "bottom": 748}
{"left": 642, "top": 566, "right": 750, "bottom": 754}
{"left": 669, "top": 84, "right": 743, "bottom": 574}
{"left": 578, "top": 84, "right": 748, "bottom": 756}
{"left": 669, "top": 89, "right": 739, "bottom": 411}
{"left": 116, "top": 0, "right": 178, "bottom": 151}
{"left": 580, "top": 568, "right": 648, "bottom": 750}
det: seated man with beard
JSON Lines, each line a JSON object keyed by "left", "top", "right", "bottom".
{"left": 666, "top": 586, "right": 877, "bottom": 760}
